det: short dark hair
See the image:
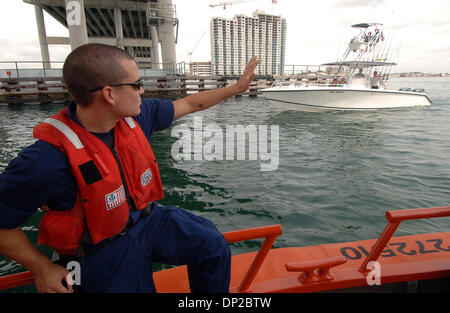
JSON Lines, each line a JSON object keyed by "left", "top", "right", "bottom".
{"left": 63, "top": 43, "right": 134, "bottom": 106}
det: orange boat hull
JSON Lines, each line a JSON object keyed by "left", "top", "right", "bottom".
{"left": 154, "top": 231, "right": 450, "bottom": 293}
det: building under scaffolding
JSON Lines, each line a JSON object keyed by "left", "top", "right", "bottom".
{"left": 23, "top": 0, "right": 178, "bottom": 71}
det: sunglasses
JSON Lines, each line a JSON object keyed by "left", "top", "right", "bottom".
{"left": 89, "top": 79, "right": 144, "bottom": 92}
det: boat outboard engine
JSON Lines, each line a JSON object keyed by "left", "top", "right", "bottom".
{"left": 412, "top": 88, "right": 425, "bottom": 93}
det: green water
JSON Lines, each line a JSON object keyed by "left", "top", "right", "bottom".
{"left": 1, "top": 77, "right": 449, "bottom": 292}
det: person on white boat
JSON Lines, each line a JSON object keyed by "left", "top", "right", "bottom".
{"left": 350, "top": 69, "right": 366, "bottom": 88}
{"left": 374, "top": 29, "right": 384, "bottom": 43}
{"left": 354, "top": 68, "right": 364, "bottom": 78}
{"left": 370, "top": 71, "right": 382, "bottom": 89}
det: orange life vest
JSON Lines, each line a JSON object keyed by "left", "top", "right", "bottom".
{"left": 33, "top": 108, "right": 164, "bottom": 255}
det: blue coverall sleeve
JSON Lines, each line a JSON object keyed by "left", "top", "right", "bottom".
{"left": 134, "top": 98, "right": 175, "bottom": 139}
{"left": 0, "top": 140, "right": 76, "bottom": 228}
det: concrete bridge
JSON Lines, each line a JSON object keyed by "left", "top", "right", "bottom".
{"left": 23, "top": 0, "right": 178, "bottom": 70}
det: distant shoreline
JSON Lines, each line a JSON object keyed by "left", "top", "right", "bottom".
{"left": 390, "top": 73, "right": 449, "bottom": 78}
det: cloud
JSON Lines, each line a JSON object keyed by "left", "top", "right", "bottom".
{"left": 331, "top": 0, "right": 386, "bottom": 9}
{"left": 0, "top": 39, "right": 40, "bottom": 60}
{"left": 395, "top": 17, "right": 450, "bottom": 30}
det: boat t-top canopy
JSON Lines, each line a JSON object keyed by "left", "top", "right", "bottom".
{"left": 322, "top": 60, "right": 396, "bottom": 68}
{"left": 351, "top": 23, "right": 383, "bottom": 29}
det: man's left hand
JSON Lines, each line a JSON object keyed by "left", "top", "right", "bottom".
{"left": 234, "top": 56, "right": 260, "bottom": 93}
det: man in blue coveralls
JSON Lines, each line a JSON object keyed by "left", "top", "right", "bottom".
{"left": 0, "top": 43, "right": 259, "bottom": 293}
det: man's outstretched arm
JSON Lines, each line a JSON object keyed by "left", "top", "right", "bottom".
{"left": 173, "top": 56, "right": 260, "bottom": 119}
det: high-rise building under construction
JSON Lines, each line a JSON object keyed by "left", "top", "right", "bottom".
{"left": 210, "top": 10, "right": 286, "bottom": 76}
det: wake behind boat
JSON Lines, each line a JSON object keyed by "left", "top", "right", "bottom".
{"left": 261, "top": 23, "right": 432, "bottom": 112}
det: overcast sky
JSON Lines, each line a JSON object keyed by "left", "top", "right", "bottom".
{"left": 0, "top": 0, "right": 449, "bottom": 73}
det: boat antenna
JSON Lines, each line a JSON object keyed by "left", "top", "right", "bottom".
{"left": 382, "top": 23, "right": 398, "bottom": 82}
{"left": 384, "top": 48, "right": 399, "bottom": 83}
{"left": 379, "top": 29, "right": 396, "bottom": 80}
{"left": 379, "top": 46, "right": 394, "bottom": 81}
{"left": 374, "top": 30, "right": 389, "bottom": 78}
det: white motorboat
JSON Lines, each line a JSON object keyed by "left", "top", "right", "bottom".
{"left": 261, "top": 23, "right": 432, "bottom": 112}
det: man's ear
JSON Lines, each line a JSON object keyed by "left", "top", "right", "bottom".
{"left": 101, "top": 86, "right": 116, "bottom": 106}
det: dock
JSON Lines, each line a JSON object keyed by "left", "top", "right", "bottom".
{"left": 0, "top": 76, "right": 274, "bottom": 105}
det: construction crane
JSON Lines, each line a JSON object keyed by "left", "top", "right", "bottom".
{"left": 188, "top": 29, "right": 207, "bottom": 63}
{"left": 209, "top": 0, "right": 277, "bottom": 10}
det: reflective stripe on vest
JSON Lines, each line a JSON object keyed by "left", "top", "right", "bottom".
{"left": 43, "top": 118, "right": 84, "bottom": 149}
{"left": 124, "top": 117, "right": 136, "bottom": 129}
{"left": 44, "top": 117, "right": 136, "bottom": 146}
